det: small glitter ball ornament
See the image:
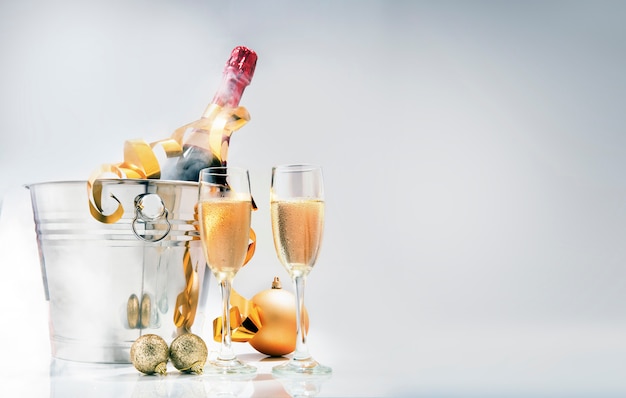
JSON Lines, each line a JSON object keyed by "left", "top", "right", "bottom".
{"left": 169, "top": 333, "right": 208, "bottom": 374}
{"left": 130, "top": 334, "right": 169, "bottom": 375}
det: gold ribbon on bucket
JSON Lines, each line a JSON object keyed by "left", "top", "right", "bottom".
{"left": 87, "top": 104, "right": 250, "bottom": 223}
{"left": 173, "top": 247, "right": 199, "bottom": 331}
{"left": 87, "top": 104, "right": 254, "bottom": 332}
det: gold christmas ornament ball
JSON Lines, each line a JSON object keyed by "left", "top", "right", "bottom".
{"left": 169, "top": 333, "right": 208, "bottom": 374}
{"left": 249, "top": 277, "right": 309, "bottom": 357}
{"left": 130, "top": 334, "right": 169, "bottom": 375}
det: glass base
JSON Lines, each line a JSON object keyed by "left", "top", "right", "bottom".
{"left": 205, "top": 357, "right": 257, "bottom": 375}
{"left": 272, "top": 357, "right": 332, "bottom": 376}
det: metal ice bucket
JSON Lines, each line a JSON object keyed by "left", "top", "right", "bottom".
{"left": 27, "top": 179, "right": 209, "bottom": 363}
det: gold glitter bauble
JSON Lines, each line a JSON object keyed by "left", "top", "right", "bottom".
{"left": 130, "top": 334, "right": 169, "bottom": 375}
{"left": 169, "top": 333, "right": 208, "bottom": 374}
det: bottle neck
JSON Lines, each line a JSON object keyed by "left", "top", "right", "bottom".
{"left": 191, "top": 70, "right": 250, "bottom": 151}
{"left": 209, "top": 71, "right": 250, "bottom": 110}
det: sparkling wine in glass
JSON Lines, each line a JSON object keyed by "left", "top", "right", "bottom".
{"left": 198, "top": 166, "right": 256, "bottom": 374}
{"left": 271, "top": 164, "right": 332, "bottom": 375}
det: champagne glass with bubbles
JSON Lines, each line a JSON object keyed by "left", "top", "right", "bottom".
{"left": 198, "top": 166, "right": 256, "bottom": 374}
{"left": 271, "top": 164, "right": 332, "bottom": 375}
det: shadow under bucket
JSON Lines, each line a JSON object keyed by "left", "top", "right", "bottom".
{"left": 27, "top": 179, "right": 210, "bottom": 363}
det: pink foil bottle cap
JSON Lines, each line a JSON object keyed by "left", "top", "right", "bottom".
{"left": 226, "top": 46, "right": 258, "bottom": 84}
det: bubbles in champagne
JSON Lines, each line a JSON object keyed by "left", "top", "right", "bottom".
{"left": 271, "top": 199, "right": 324, "bottom": 276}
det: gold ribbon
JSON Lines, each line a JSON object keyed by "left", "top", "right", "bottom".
{"left": 87, "top": 104, "right": 250, "bottom": 224}
{"left": 175, "top": 200, "right": 257, "bottom": 333}
{"left": 171, "top": 104, "right": 250, "bottom": 162}
{"left": 213, "top": 289, "right": 263, "bottom": 343}
{"left": 211, "top": 210, "right": 259, "bottom": 342}
{"left": 173, "top": 246, "right": 199, "bottom": 332}
{"left": 87, "top": 104, "right": 253, "bottom": 332}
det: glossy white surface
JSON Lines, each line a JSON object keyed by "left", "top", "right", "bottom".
{"left": 2, "top": 1, "right": 626, "bottom": 396}
{"left": 2, "top": 188, "right": 626, "bottom": 396}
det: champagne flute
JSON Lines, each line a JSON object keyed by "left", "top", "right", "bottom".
{"left": 198, "top": 167, "right": 256, "bottom": 374}
{"left": 270, "top": 164, "right": 332, "bottom": 375}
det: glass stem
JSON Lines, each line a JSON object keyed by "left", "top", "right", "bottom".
{"left": 219, "top": 278, "right": 235, "bottom": 361}
{"left": 293, "top": 275, "right": 310, "bottom": 360}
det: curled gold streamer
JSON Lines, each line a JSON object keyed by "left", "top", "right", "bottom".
{"left": 87, "top": 165, "right": 126, "bottom": 224}
{"left": 175, "top": 199, "right": 257, "bottom": 332}
{"left": 174, "top": 246, "right": 199, "bottom": 332}
{"left": 212, "top": 289, "right": 263, "bottom": 343}
{"left": 213, "top": 306, "right": 259, "bottom": 342}
{"left": 86, "top": 104, "right": 253, "bottom": 332}
{"left": 244, "top": 228, "right": 256, "bottom": 266}
{"left": 86, "top": 140, "right": 169, "bottom": 224}
{"left": 87, "top": 104, "right": 250, "bottom": 224}
{"left": 123, "top": 139, "right": 161, "bottom": 179}
{"left": 152, "top": 138, "right": 184, "bottom": 158}
{"left": 173, "top": 104, "right": 250, "bottom": 161}
{"left": 210, "top": 205, "right": 259, "bottom": 341}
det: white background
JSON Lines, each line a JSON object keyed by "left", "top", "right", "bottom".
{"left": 1, "top": 1, "right": 625, "bottom": 396}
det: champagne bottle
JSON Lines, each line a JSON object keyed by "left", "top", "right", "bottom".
{"left": 162, "top": 46, "right": 258, "bottom": 181}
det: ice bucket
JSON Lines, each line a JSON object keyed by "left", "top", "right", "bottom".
{"left": 27, "top": 179, "right": 210, "bottom": 363}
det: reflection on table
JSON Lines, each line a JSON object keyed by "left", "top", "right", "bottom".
{"left": 49, "top": 353, "right": 332, "bottom": 398}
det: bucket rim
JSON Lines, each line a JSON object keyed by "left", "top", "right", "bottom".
{"left": 25, "top": 178, "right": 200, "bottom": 190}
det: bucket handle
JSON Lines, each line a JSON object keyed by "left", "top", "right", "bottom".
{"left": 132, "top": 193, "right": 172, "bottom": 242}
